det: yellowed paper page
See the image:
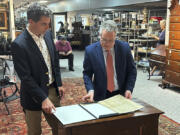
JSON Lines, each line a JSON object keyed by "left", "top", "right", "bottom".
{"left": 98, "top": 95, "right": 143, "bottom": 114}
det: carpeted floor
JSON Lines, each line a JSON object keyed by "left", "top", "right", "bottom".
{"left": 0, "top": 78, "right": 179, "bottom": 135}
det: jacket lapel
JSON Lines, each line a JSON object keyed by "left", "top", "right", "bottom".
{"left": 24, "top": 29, "right": 47, "bottom": 69}
{"left": 114, "top": 41, "right": 123, "bottom": 82}
{"left": 114, "top": 43, "right": 118, "bottom": 74}
{"left": 95, "top": 43, "right": 106, "bottom": 75}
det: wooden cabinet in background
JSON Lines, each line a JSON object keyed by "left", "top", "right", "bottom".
{"left": 166, "top": 60, "right": 180, "bottom": 73}
{"left": 162, "top": 0, "right": 180, "bottom": 88}
{"left": 164, "top": 70, "right": 180, "bottom": 86}
{"left": 170, "top": 23, "right": 180, "bottom": 31}
{"left": 169, "top": 31, "right": 180, "bottom": 40}
{"left": 169, "top": 40, "right": 180, "bottom": 49}
{"left": 170, "top": 16, "right": 180, "bottom": 23}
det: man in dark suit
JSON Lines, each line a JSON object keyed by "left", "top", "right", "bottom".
{"left": 82, "top": 20, "right": 137, "bottom": 102}
{"left": 11, "top": 3, "right": 64, "bottom": 135}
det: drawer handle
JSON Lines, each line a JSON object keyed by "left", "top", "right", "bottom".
{"left": 171, "top": 43, "right": 174, "bottom": 47}
{"left": 172, "top": 25, "right": 175, "bottom": 28}
{"left": 168, "top": 60, "right": 170, "bottom": 65}
{"left": 173, "top": 11, "right": 176, "bottom": 14}
{"left": 178, "top": 63, "right": 180, "bottom": 66}
{"left": 167, "top": 74, "right": 170, "bottom": 78}
{"left": 175, "top": 18, "right": 179, "bottom": 21}
{"left": 179, "top": 54, "right": 180, "bottom": 56}
{"left": 172, "top": 34, "right": 175, "bottom": 37}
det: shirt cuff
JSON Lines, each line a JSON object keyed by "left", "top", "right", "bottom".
{"left": 88, "top": 90, "right": 94, "bottom": 93}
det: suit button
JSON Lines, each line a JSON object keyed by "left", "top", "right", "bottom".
{"left": 45, "top": 72, "right": 48, "bottom": 75}
{"left": 46, "top": 84, "right": 49, "bottom": 86}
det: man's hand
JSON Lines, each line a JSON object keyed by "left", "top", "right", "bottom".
{"left": 59, "top": 52, "right": 66, "bottom": 55}
{"left": 42, "top": 98, "right": 55, "bottom": 114}
{"left": 58, "top": 86, "right": 64, "bottom": 98}
{"left": 66, "top": 50, "right": 72, "bottom": 55}
{"left": 125, "top": 90, "right": 132, "bottom": 99}
{"left": 82, "top": 91, "right": 94, "bottom": 103}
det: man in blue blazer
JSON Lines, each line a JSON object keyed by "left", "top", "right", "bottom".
{"left": 11, "top": 3, "right": 64, "bottom": 135}
{"left": 82, "top": 20, "right": 137, "bottom": 102}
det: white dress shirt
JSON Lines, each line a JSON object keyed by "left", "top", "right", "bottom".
{"left": 27, "top": 27, "right": 54, "bottom": 85}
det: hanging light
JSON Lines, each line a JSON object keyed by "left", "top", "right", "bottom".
{"left": 38, "top": 0, "right": 48, "bottom": 4}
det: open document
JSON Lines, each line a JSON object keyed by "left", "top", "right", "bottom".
{"left": 53, "top": 95, "right": 143, "bottom": 125}
{"left": 53, "top": 104, "right": 96, "bottom": 125}
{"left": 98, "top": 95, "right": 144, "bottom": 114}
{"left": 79, "top": 103, "right": 119, "bottom": 118}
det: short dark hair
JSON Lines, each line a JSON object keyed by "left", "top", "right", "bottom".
{"left": 27, "top": 3, "right": 52, "bottom": 22}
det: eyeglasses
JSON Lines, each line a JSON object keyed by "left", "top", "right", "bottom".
{"left": 100, "top": 37, "right": 115, "bottom": 44}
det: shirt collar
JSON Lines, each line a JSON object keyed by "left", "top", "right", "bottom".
{"left": 102, "top": 47, "right": 114, "bottom": 53}
{"left": 27, "top": 26, "right": 44, "bottom": 40}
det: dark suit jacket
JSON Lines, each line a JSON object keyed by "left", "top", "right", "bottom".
{"left": 83, "top": 40, "right": 137, "bottom": 101}
{"left": 11, "top": 29, "right": 62, "bottom": 110}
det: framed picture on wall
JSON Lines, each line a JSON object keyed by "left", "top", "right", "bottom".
{"left": 0, "top": 12, "right": 8, "bottom": 30}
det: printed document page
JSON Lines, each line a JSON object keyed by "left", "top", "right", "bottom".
{"left": 53, "top": 104, "right": 95, "bottom": 125}
{"left": 80, "top": 103, "right": 118, "bottom": 118}
{"left": 98, "top": 95, "right": 143, "bottom": 114}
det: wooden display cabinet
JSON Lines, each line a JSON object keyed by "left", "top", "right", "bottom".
{"left": 162, "top": 0, "right": 180, "bottom": 88}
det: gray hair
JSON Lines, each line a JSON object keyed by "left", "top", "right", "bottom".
{"left": 160, "top": 19, "right": 166, "bottom": 27}
{"left": 27, "top": 3, "right": 52, "bottom": 22}
{"left": 99, "top": 20, "right": 117, "bottom": 35}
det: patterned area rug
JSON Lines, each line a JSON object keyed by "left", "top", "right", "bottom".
{"left": 0, "top": 78, "right": 179, "bottom": 135}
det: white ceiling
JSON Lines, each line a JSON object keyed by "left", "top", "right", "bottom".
{"left": 13, "top": 0, "right": 59, "bottom": 9}
{"left": 13, "top": 0, "right": 167, "bottom": 14}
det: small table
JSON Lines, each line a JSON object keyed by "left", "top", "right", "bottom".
{"left": 0, "top": 55, "right": 19, "bottom": 114}
{"left": 148, "top": 45, "right": 166, "bottom": 80}
{"left": 58, "top": 99, "right": 163, "bottom": 135}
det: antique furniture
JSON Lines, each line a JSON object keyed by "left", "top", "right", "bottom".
{"left": 0, "top": 36, "right": 12, "bottom": 55}
{"left": 148, "top": 45, "right": 166, "bottom": 80}
{"left": 0, "top": 57, "right": 19, "bottom": 114}
{"left": 162, "top": 0, "right": 180, "bottom": 88}
{"left": 58, "top": 99, "right": 163, "bottom": 135}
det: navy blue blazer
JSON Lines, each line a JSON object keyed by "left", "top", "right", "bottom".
{"left": 83, "top": 40, "right": 137, "bottom": 101}
{"left": 11, "top": 29, "right": 62, "bottom": 110}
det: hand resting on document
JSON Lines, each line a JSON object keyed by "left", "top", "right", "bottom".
{"left": 42, "top": 98, "right": 56, "bottom": 114}
{"left": 82, "top": 90, "right": 132, "bottom": 102}
{"left": 125, "top": 90, "right": 132, "bottom": 99}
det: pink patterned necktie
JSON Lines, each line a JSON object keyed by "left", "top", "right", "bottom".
{"left": 106, "top": 50, "right": 115, "bottom": 92}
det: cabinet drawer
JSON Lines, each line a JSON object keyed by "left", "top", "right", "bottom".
{"left": 166, "top": 60, "right": 180, "bottom": 73}
{"left": 169, "top": 40, "right": 180, "bottom": 50}
{"left": 170, "top": 16, "right": 180, "bottom": 23}
{"left": 169, "top": 31, "right": 180, "bottom": 40}
{"left": 167, "top": 49, "right": 180, "bottom": 61}
{"left": 164, "top": 70, "right": 180, "bottom": 85}
{"left": 171, "top": 10, "right": 180, "bottom": 16}
{"left": 170, "top": 23, "right": 180, "bottom": 31}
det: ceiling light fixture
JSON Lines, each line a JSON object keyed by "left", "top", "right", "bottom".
{"left": 38, "top": 0, "right": 48, "bottom": 3}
